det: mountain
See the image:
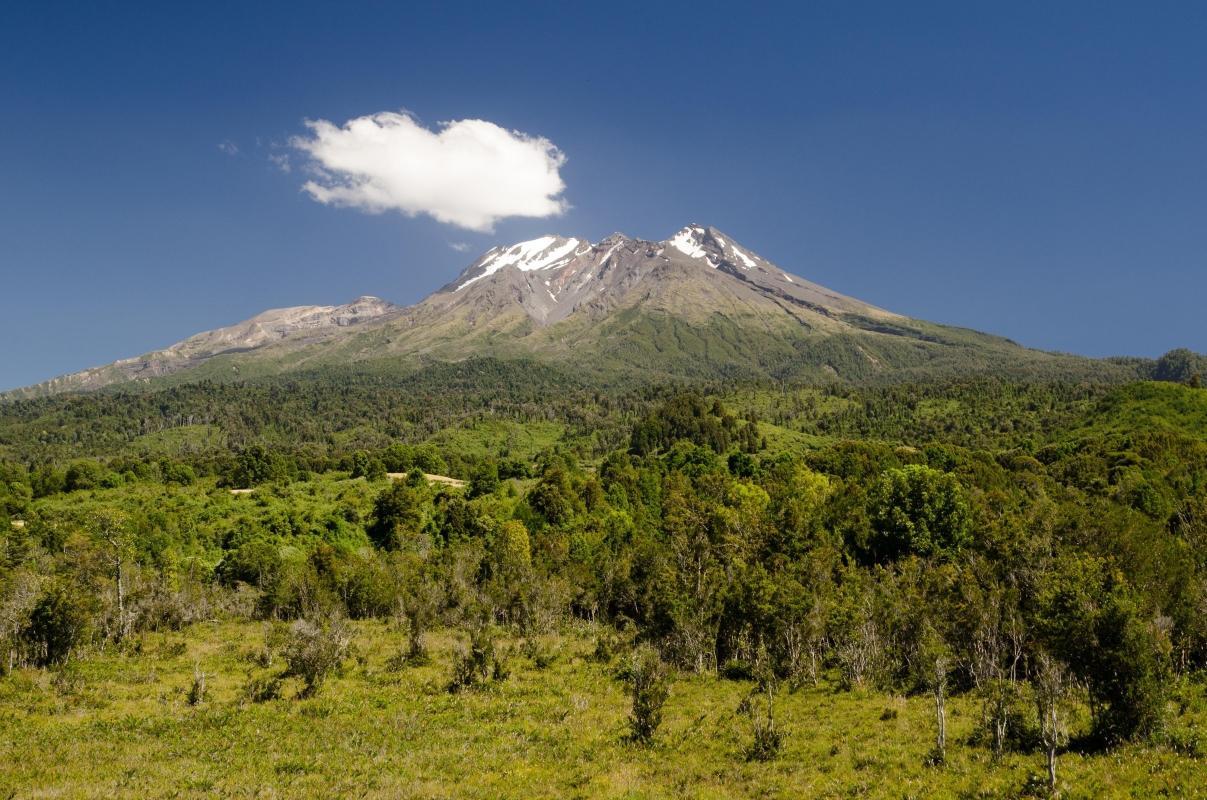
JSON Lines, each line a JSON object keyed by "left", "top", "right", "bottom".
{"left": 23, "top": 296, "right": 400, "bottom": 395}
{"left": 7, "top": 225, "right": 1136, "bottom": 397}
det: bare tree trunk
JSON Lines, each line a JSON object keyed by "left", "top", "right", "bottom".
{"left": 993, "top": 697, "right": 1008, "bottom": 756}
{"left": 1034, "top": 652, "right": 1069, "bottom": 795}
{"left": 934, "top": 681, "right": 947, "bottom": 760}
{"left": 114, "top": 554, "right": 126, "bottom": 643}
{"left": 932, "top": 655, "right": 949, "bottom": 765}
{"left": 1047, "top": 737, "right": 1057, "bottom": 790}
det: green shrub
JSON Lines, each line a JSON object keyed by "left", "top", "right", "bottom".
{"left": 748, "top": 712, "right": 783, "bottom": 762}
{"left": 744, "top": 654, "right": 784, "bottom": 762}
{"left": 243, "top": 672, "right": 283, "bottom": 703}
{"left": 24, "top": 582, "right": 93, "bottom": 667}
{"left": 282, "top": 617, "right": 352, "bottom": 698}
{"left": 626, "top": 645, "right": 670, "bottom": 745}
{"left": 720, "top": 659, "right": 754, "bottom": 681}
{"left": 448, "top": 625, "right": 509, "bottom": 692}
{"left": 1086, "top": 590, "right": 1172, "bottom": 743}
{"left": 187, "top": 665, "right": 207, "bottom": 706}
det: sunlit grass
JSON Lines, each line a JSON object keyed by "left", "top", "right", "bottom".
{"left": 1, "top": 621, "right": 1201, "bottom": 798}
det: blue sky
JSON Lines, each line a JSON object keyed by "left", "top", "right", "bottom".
{"left": 2, "top": 1, "right": 1206, "bottom": 389}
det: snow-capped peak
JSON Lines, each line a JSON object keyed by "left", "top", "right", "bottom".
{"left": 665, "top": 224, "right": 764, "bottom": 271}
{"left": 457, "top": 236, "right": 582, "bottom": 290}
{"left": 667, "top": 225, "right": 706, "bottom": 258}
{"left": 667, "top": 224, "right": 723, "bottom": 268}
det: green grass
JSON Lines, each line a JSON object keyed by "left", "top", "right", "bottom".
{"left": 914, "top": 398, "right": 964, "bottom": 420}
{"left": 423, "top": 419, "right": 567, "bottom": 462}
{"left": 754, "top": 420, "right": 829, "bottom": 455}
{"left": 1080, "top": 381, "right": 1207, "bottom": 437}
{"left": 129, "top": 424, "right": 228, "bottom": 456}
{"left": 2, "top": 622, "right": 1202, "bottom": 799}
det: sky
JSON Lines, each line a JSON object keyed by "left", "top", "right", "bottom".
{"left": 2, "top": 0, "right": 1206, "bottom": 390}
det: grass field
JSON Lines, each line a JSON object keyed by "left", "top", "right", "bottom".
{"left": 2, "top": 621, "right": 1202, "bottom": 799}
{"left": 422, "top": 419, "right": 570, "bottom": 462}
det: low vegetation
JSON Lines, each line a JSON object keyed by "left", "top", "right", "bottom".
{"left": 1, "top": 622, "right": 1203, "bottom": 797}
{"left": 1, "top": 368, "right": 1205, "bottom": 796}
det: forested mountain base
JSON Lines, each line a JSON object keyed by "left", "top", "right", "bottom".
{"left": 1, "top": 368, "right": 1206, "bottom": 797}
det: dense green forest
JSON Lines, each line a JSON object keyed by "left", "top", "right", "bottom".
{"left": 1, "top": 360, "right": 1205, "bottom": 797}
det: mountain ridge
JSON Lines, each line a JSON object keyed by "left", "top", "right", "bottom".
{"left": 5, "top": 225, "right": 1146, "bottom": 397}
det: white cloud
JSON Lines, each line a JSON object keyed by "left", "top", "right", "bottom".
{"left": 269, "top": 152, "right": 292, "bottom": 173}
{"left": 290, "top": 111, "right": 568, "bottom": 232}
{"left": 448, "top": 242, "right": 472, "bottom": 253}
{"left": 218, "top": 140, "right": 239, "bottom": 156}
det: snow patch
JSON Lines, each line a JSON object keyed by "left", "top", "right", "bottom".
{"left": 597, "top": 243, "right": 622, "bottom": 266}
{"left": 731, "top": 246, "right": 757, "bottom": 269}
{"left": 782, "top": 273, "right": 794, "bottom": 283}
{"left": 668, "top": 228, "right": 708, "bottom": 259}
{"left": 458, "top": 236, "right": 581, "bottom": 290}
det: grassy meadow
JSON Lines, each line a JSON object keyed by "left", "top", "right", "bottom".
{"left": 2, "top": 620, "right": 1203, "bottom": 799}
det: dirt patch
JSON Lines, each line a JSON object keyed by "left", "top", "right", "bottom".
{"left": 386, "top": 472, "right": 467, "bottom": 488}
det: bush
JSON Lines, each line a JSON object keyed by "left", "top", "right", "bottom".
{"left": 448, "top": 625, "right": 509, "bottom": 692}
{"left": 1086, "top": 590, "right": 1172, "bottom": 743}
{"left": 160, "top": 461, "right": 196, "bottom": 486}
{"left": 468, "top": 461, "right": 500, "bottom": 498}
{"left": 243, "top": 673, "right": 283, "bottom": 703}
{"left": 366, "top": 482, "right": 425, "bottom": 550}
{"left": 216, "top": 538, "right": 282, "bottom": 589}
{"left": 590, "top": 630, "right": 623, "bottom": 664}
{"left": 521, "top": 636, "right": 558, "bottom": 670}
{"left": 349, "top": 451, "right": 386, "bottom": 482}
{"left": 187, "top": 665, "right": 207, "bottom": 706}
{"left": 748, "top": 711, "right": 784, "bottom": 762}
{"left": 720, "top": 659, "right": 755, "bottom": 681}
{"left": 281, "top": 617, "right": 352, "bottom": 697}
{"left": 64, "top": 461, "right": 111, "bottom": 493}
{"left": 626, "top": 645, "right": 670, "bottom": 745}
{"left": 24, "top": 582, "right": 93, "bottom": 667}
{"left": 340, "top": 556, "right": 395, "bottom": 619}
{"left": 384, "top": 605, "right": 433, "bottom": 670}
{"left": 744, "top": 655, "right": 784, "bottom": 761}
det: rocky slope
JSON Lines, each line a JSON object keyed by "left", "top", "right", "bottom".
{"left": 20, "top": 296, "right": 401, "bottom": 395}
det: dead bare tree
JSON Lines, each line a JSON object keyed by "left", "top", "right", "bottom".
{"left": 0, "top": 569, "right": 42, "bottom": 671}
{"left": 782, "top": 596, "right": 828, "bottom": 688}
{"left": 930, "top": 652, "right": 950, "bottom": 765}
{"left": 92, "top": 510, "right": 133, "bottom": 644}
{"left": 1033, "top": 651, "right": 1072, "bottom": 793}
{"left": 971, "top": 597, "right": 1027, "bottom": 757}
{"left": 836, "top": 600, "right": 879, "bottom": 690}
